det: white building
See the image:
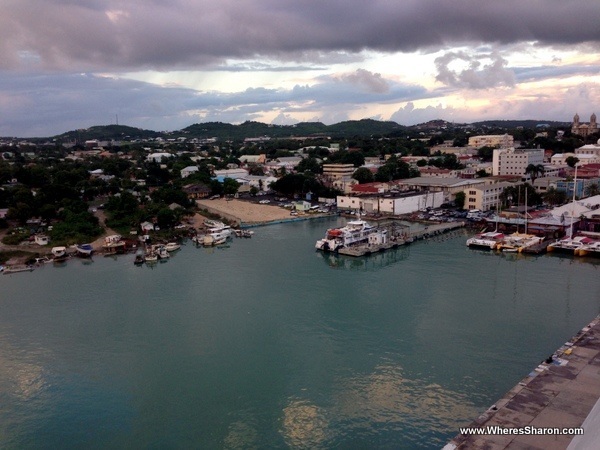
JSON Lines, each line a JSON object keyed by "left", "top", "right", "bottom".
{"left": 468, "top": 134, "right": 513, "bottom": 148}
{"left": 550, "top": 153, "right": 600, "bottom": 166}
{"left": 337, "top": 191, "right": 444, "bottom": 215}
{"left": 147, "top": 152, "right": 174, "bottom": 163}
{"left": 180, "top": 166, "right": 199, "bottom": 178}
{"left": 492, "top": 148, "right": 544, "bottom": 176}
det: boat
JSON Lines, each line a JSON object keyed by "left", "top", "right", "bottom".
{"left": 154, "top": 245, "right": 170, "bottom": 259}
{"left": 35, "top": 256, "right": 52, "bottom": 264}
{"left": 144, "top": 252, "right": 158, "bottom": 263}
{"left": 51, "top": 246, "right": 69, "bottom": 261}
{"left": 466, "top": 232, "right": 505, "bottom": 250}
{"left": 213, "top": 236, "right": 227, "bottom": 245}
{"left": 75, "top": 243, "right": 94, "bottom": 257}
{"left": 3, "top": 264, "right": 35, "bottom": 274}
{"left": 576, "top": 240, "right": 600, "bottom": 257}
{"left": 164, "top": 242, "right": 181, "bottom": 252}
{"left": 207, "top": 224, "right": 233, "bottom": 241}
{"left": 315, "top": 216, "right": 377, "bottom": 252}
{"left": 548, "top": 236, "right": 591, "bottom": 254}
{"left": 103, "top": 235, "right": 126, "bottom": 254}
{"left": 497, "top": 233, "right": 544, "bottom": 253}
{"left": 134, "top": 250, "right": 144, "bottom": 265}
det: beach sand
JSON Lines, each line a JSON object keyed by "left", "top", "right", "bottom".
{"left": 196, "top": 198, "right": 292, "bottom": 224}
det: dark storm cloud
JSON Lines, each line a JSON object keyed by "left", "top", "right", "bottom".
{"left": 2, "top": 0, "right": 599, "bottom": 71}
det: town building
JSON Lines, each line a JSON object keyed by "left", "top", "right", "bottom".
{"left": 468, "top": 134, "right": 513, "bottom": 148}
{"left": 322, "top": 163, "right": 357, "bottom": 193}
{"left": 393, "top": 177, "right": 488, "bottom": 203}
{"left": 492, "top": 148, "right": 544, "bottom": 177}
{"left": 463, "top": 181, "right": 517, "bottom": 211}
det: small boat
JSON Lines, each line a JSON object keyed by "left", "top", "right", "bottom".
{"left": 75, "top": 243, "right": 94, "bottom": 257}
{"left": 154, "top": 245, "right": 171, "bottom": 259}
{"left": 35, "top": 256, "right": 52, "bottom": 264}
{"left": 164, "top": 242, "right": 181, "bottom": 252}
{"left": 134, "top": 250, "right": 144, "bottom": 265}
{"left": 51, "top": 246, "right": 69, "bottom": 261}
{"left": 3, "top": 264, "right": 35, "bottom": 274}
{"left": 144, "top": 252, "right": 158, "bottom": 263}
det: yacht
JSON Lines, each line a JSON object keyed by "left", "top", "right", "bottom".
{"left": 315, "top": 217, "right": 377, "bottom": 252}
{"left": 576, "top": 240, "right": 600, "bottom": 257}
{"left": 496, "top": 233, "right": 543, "bottom": 253}
{"left": 208, "top": 224, "right": 233, "bottom": 241}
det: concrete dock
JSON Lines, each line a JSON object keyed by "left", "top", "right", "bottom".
{"left": 445, "top": 315, "right": 600, "bottom": 449}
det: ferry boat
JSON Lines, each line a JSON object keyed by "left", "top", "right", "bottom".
{"left": 466, "top": 232, "right": 505, "bottom": 250}
{"left": 315, "top": 217, "right": 377, "bottom": 252}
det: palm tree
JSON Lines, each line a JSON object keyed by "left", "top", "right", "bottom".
{"left": 525, "top": 164, "right": 545, "bottom": 185}
{"left": 584, "top": 182, "right": 600, "bottom": 198}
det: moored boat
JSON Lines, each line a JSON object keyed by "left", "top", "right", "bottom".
{"left": 75, "top": 243, "right": 94, "bottom": 257}
{"left": 547, "top": 236, "right": 590, "bottom": 254}
{"left": 164, "top": 242, "right": 181, "bottom": 252}
{"left": 574, "top": 240, "right": 600, "bottom": 257}
{"left": 51, "top": 246, "right": 69, "bottom": 261}
{"left": 315, "top": 216, "right": 377, "bottom": 252}
{"left": 466, "top": 232, "right": 505, "bottom": 250}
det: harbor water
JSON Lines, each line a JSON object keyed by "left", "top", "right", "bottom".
{"left": 1, "top": 217, "right": 600, "bottom": 449}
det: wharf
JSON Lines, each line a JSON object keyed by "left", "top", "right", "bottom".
{"left": 338, "top": 221, "right": 465, "bottom": 257}
{"left": 522, "top": 240, "right": 552, "bottom": 254}
{"left": 445, "top": 315, "right": 600, "bottom": 449}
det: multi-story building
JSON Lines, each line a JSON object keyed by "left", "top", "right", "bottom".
{"left": 468, "top": 134, "right": 513, "bottom": 148}
{"left": 492, "top": 148, "right": 544, "bottom": 176}
{"left": 322, "top": 163, "right": 356, "bottom": 193}
{"left": 463, "top": 181, "right": 517, "bottom": 211}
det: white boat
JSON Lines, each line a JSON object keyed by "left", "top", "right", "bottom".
{"left": 208, "top": 224, "right": 233, "bottom": 241}
{"left": 3, "top": 264, "right": 35, "bottom": 274}
{"left": 315, "top": 217, "right": 377, "bottom": 252}
{"left": 466, "top": 232, "right": 505, "bottom": 250}
{"left": 144, "top": 252, "right": 158, "bottom": 263}
{"left": 51, "top": 246, "right": 68, "bottom": 260}
{"left": 154, "top": 245, "right": 170, "bottom": 259}
{"left": 576, "top": 240, "right": 600, "bottom": 257}
{"left": 548, "top": 236, "right": 590, "bottom": 254}
{"left": 164, "top": 242, "right": 181, "bottom": 252}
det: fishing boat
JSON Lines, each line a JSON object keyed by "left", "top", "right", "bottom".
{"left": 315, "top": 216, "right": 377, "bottom": 252}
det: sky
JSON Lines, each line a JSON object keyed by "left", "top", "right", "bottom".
{"left": 1, "top": 0, "right": 600, "bottom": 137}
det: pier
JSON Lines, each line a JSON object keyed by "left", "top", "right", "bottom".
{"left": 445, "top": 315, "right": 600, "bottom": 449}
{"left": 337, "top": 221, "right": 465, "bottom": 257}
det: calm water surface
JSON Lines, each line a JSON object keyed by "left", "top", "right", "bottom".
{"left": 1, "top": 217, "right": 600, "bottom": 449}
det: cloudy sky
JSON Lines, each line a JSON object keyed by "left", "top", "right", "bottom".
{"left": 2, "top": 0, "right": 600, "bottom": 137}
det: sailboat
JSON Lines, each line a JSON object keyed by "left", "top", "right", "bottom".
{"left": 547, "top": 165, "right": 585, "bottom": 254}
{"left": 497, "top": 188, "right": 543, "bottom": 252}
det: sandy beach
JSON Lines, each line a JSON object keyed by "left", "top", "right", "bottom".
{"left": 196, "top": 198, "right": 292, "bottom": 225}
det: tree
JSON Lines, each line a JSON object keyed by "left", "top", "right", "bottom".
{"left": 565, "top": 156, "right": 580, "bottom": 168}
{"left": 352, "top": 167, "right": 374, "bottom": 184}
{"left": 477, "top": 146, "right": 495, "bottom": 162}
{"left": 454, "top": 191, "right": 466, "bottom": 209}
{"left": 222, "top": 178, "right": 240, "bottom": 196}
{"left": 584, "top": 182, "right": 600, "bottom": 198}
{"left": 296, "top": 157, "right": 321, "bottom": 174}
{"left": 525, "top": 164, "right": 545, "bottom": 184}
{"left": 544, "top": 187, "right": 567, "bottom": 206}
{"left": 249, "top": 186, "right": 259, "bottom": 197}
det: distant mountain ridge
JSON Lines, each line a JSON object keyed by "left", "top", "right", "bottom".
{"left": 46, "top": 118, "right": 570, "bottom": 142}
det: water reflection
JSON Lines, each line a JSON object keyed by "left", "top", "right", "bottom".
{"left": 280, "top": 398, "right": 329, "bottom": 449}
{"left": 317, "top": 246, "right": 410, "bottom": 271}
